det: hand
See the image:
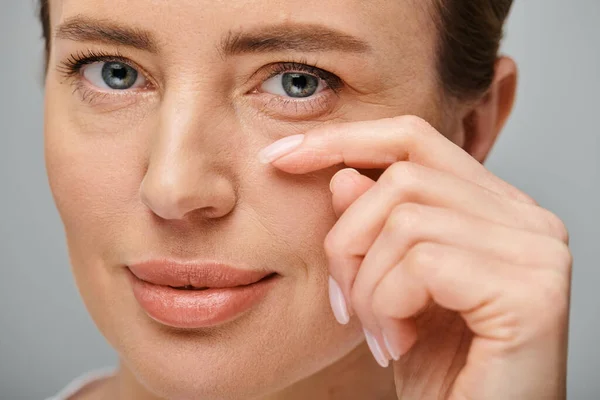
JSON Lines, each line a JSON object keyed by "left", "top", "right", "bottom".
{"left": 258, "top": 116, "right": 572, "bottom": 399}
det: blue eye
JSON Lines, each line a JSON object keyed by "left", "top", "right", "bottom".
{"left": 281, "top": 73, "right": 320, "bottom": 97}
{"left": 261, "top": 72, "right": 325, "bottom": 98}
{"left": 82, "top": 61, "right": 146, "bottom": 90}
{"left": 101, "top": 62, "right": 138, "bottom": 89}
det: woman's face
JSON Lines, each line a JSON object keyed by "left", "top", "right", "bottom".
{"left": 44, "top": 0, "right": 456, "bottom": 398}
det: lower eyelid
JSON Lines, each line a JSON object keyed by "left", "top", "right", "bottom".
{"left": 71, "top": 78, "right": 155, "bottom": 107}
{"left": 247, "top": 90, "right": 338, "bottom": 120}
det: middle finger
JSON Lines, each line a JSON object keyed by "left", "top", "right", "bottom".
{"left": 325, "top": 162, "right": 560, "bottom": 301}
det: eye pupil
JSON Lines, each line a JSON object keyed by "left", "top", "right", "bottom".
{"left": 101, "top": 62, "right": 138, "bottom": 90}
{"left": 112, "top": 66, "right": 127, "bottom": 80}
{"left": 282, "top": 73, "right": 319, "bottom": 98}
{"left": 292, "top": 74, "right": 307, "bottom": 88}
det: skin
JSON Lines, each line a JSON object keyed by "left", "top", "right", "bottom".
{"left": 43, "top": 0, "right": 571, "bottom": 399}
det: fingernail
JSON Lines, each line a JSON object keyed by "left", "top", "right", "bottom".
{"left": 329, "top": 168, "right": 360, "bottom": 193}
{"left": 382, "top": 330, "right": 401, "bottom": 361}
{"left": 258, "top": 134, "right": 305, "bottom": 164}
{"left": 363, "top": 328, "right": 389, "bottom": 368}
{"left": 328, "top": 275, "right": 350, "bottom": 324}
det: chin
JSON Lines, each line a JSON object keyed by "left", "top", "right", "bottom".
{"left": 79, "top": 267, "right": 361, "bottom": 400}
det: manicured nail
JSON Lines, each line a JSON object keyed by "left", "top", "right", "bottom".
{"left": 363, "top": 328, "right": 389, "bottom": 368}
{"left": 258, "top": 134, "right": 305, "bottom": 164}
{"left": 382, "top": 330, "right": 401, "bottom": 361}
{"left": 328, "top": 275, "right": 350, "bottom": 324}
{"left": 329, "top": 168, "right": 361, "bottom": 193}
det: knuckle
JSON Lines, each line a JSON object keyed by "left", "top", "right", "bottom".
{"left": 542, "top": 210, "right": 570, "bottom": 243}
{"left": 388, "top": 115, "right": 423, "bottom": 149}
{"left": 392, "top": 115, "right": 433, "bottom": 133}
{"left": 513, "top": 274, "right": 571, "bottom": 340}
{"left": 533, "top": 276, "right": 570, "bottom": 324}
{"left": 519, "top": 192, "right": 538, "bottom": 206}
{"left": 495, "top": 279, "right": 569, "bottom": 346}
{"left": 404, "top": 243, "right": 448, "bottom": 293}
{"left": 540, "top": 277, "right": 570, "bottom": 305}
{"left": 552, "top": 241, "right": 573, "bottom": 274}
{"left": 385, "top": 160, "right": 412, "bottom": 178}
{"left": 386, "top": 203, "right": 425, "bottom": 234}
{"left": 381, "top": 161, "right": 422, "bottom": 193}
{"left": 510, "top": 189, "right": 538, "bottom": 206}
{"left": 405, "top": 242, "right": 440, "bottom": 273}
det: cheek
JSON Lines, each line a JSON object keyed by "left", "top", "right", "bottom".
{"left": 44, "top": 88, "right": 148, "bottom": 261}
{"left": 44, "top": 98, "right": 146, "bottom": 334}
{"left": 249, "top": 168, "right": 338, "bottom": 253}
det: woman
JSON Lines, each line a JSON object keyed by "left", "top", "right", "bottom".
{"left": 40, "top": 0, "right": 572, "bottom": 399}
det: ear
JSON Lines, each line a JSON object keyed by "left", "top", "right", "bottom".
{"left": 459, "top": 57, "right": 518, "bottom": 164}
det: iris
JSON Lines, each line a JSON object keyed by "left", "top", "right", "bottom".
{"left": 281, "top": 73, "right": 319, "bottom": 98}
{"left": 101, "top": 62, "right": 139, "bottom": 90}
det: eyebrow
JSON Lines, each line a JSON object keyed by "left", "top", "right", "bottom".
{"left": 55, "top": 16, "right": 158, "bottom": 53}
{"left": 54, "top": 17, "right": 371, "bottom": 56}
{"left": 221, "top": 24, "right": 371, "bottom": 56}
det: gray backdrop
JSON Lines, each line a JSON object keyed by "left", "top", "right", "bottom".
{"left": 1, "top": 1, "right": 598, "bottom": 399}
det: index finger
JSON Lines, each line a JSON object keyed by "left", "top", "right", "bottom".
{"left": 260, "top": 115, "right": 534, "bottom": 204}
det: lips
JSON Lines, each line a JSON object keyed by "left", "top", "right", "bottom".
{"left": 127, "top": 260, "right": 279, "bottom": 328}
{"left": 128, "top": 260, "right": 273, "bottom": 288}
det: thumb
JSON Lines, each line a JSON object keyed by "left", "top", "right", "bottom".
{"left": 330, "top": 168, "right": 376, "bottom": 218}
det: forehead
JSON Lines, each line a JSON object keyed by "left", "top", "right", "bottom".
{"left": 49, "top": 0, "right": 437, "bottom": 59}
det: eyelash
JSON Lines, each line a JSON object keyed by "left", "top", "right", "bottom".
{"left": 56, "top": 50, "right": 344, "bottom": 109}
{"left": 58, "top": 49, "right": 129, "bottom": 78}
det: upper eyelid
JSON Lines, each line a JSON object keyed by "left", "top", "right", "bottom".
{"left": 59, "top": 49, "right": 338, "bottom": 80}
{"left": 266, "top": 62, "right": 329, "bottom": 75}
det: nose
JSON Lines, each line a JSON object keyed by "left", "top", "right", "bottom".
{"left": 139, "top": 97, "right": 238, "bottom": 221}
{"left": 140, "top": 166, "right": 236, "bottom": 220}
